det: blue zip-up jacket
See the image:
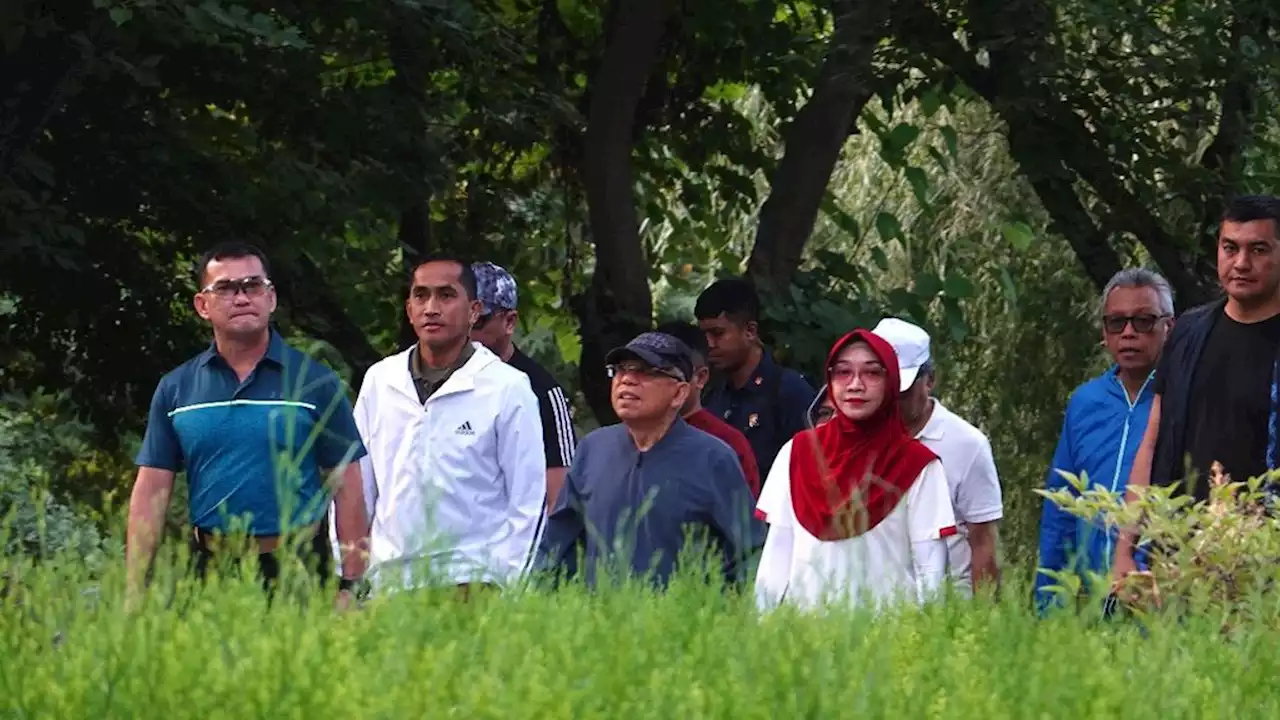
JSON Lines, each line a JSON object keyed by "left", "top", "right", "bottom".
{"left": 1034, "top": 367, "right": 1154, "bottom": 612}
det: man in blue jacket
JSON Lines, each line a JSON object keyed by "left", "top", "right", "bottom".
{"left": 1035, "top": 268, "right": 1173, "bottom": 612}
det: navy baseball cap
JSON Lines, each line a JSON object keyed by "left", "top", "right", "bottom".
{"left": 605, "top": 332, "right": 695, "bottom": 382}
{"left": 472, "top": 262, "right": 519, "bottom": 315}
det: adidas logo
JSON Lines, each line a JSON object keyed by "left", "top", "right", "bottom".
{"left": 455, "top": 421, "right": 475, "bottom": 436}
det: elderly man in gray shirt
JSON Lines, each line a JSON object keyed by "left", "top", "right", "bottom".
{"left": 537, "top": 331, "right": 763, "bottom": 588}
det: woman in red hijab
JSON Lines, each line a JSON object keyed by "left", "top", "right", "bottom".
{"left": 753, "top": 329, "right": 957, "bottom": 611}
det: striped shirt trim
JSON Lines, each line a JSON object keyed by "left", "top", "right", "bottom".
{"left": 520, "top": 503, "right": 549, "bottom": 577}
{"left": 547, "top": 387, "right": 576, "bottom": 464}
{"left": 168, "top": 399, "right": 318, "bottom": 417}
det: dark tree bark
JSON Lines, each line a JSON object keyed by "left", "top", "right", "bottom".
{"left": 573, "top": 0, "right": 674, "bottom": 423}
{"left": 386, "top": 8, "right": 438, "bottom": 349}
{"left": 747, "top": 0, "right": 893, "bottom": 291}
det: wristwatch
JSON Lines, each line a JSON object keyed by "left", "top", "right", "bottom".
{"left": 338, "top": 577, "right": 371, "bottom": 599}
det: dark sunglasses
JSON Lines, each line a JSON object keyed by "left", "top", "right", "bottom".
{"left": 1103, "top": 313, "right": 1168, "bottom": 335}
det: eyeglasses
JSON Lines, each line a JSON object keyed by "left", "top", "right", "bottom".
{"left": 606, "top": 362, "right": 685, "bottom": 382}
{"left": 202, "top": 276, "right": 273, "bottom": 299}
{"left": 1103, "top": 313, "right": 1168, "bottom": 335}
{"left": 828, "top": 364, "right": 887, "bottom": 385}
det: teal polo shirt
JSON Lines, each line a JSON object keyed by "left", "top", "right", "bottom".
{"left": 135, "top": 330, "right": 367, "bottom": 536}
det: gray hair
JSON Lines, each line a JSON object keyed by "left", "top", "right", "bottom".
{"left": 1100, "top": 268, "right": 1175, "bottom": 317}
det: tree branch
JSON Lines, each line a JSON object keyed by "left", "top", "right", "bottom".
{"left": 747, "top": 0, "right": 894, "bottom": 291}
{"left": 897, "top": 0, "right": 1216, "bottom": 303}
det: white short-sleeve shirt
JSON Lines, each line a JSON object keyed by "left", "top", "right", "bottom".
{"left": 914, "top": 400, "right": 1003, "bottom": 594}
{"left": 754, "top": 440, "right": 957, "bottom": 611}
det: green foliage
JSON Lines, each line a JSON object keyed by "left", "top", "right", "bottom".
{"left": 7, "top": 557, "right": 1280, "bottom": 715}
{"left": 0, "top": 392, "right": 126, "bottom": 569}
{"left": 1038, "top": 468, "right": 1280, "bottom": 634}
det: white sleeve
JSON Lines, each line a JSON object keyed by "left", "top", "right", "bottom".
{"left": 496, "top": 376, "right": 548, "bottom": 583}
{"left": 332, "top": 372, "right": 380, "bottom": 572}
{"left": 754, "top": 440, "right": 794, "bottom": 611}
{"left": 755, "top": 440, "right": 793, "bottom": 527}
{"left": 954, "top": 436, "right": 1004, "bottom": 525}
{"left": 907, "top": 460, "right": 956, "bottom": 602}
{"left": 353, "top": 377, "right": 379, "bottom": 524}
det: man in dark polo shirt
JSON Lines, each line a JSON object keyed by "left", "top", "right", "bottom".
{"left": 127, "top": 242, "right": 369, "bottom": 610}
{"left": 469, "top": 262, "right": 578, "bottom": 509}
{"left": 655, "top": 321, "right": 761, "bottom": 497}
{"left": 537, "top": 332, "right": 763, "bottom": 588}
{"left": 696, "top": 277, "right": 816, "bottom": 478}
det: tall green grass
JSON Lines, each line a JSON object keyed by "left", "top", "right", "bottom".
{"left": 3, "top": 549, "right": 1279, "bottom": 719}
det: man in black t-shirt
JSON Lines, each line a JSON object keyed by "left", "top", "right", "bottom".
{"left": 471, "top": 262, "right": 578, "bottom": 509}
{"left": 1113, "top": 195, "right": 1280, "bottom": 582}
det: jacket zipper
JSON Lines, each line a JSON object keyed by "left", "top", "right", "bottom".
{"left": 1103, "top": 371, "right": 1153, "bottom": 565}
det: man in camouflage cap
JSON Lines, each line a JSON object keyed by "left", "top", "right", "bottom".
{"left": 470, "top": 261, "right": 578, "bottom": 509}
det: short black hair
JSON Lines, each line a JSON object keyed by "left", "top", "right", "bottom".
{"left": 1222, "top": 195, "right": 1280, "bottom": 227}
{"left": 655, "top": 321, "right": 708, "bottom": 363}
{"left": 409, "top": 253, "right": 478, "bottom": 300}
{"left": 694, "top": 277, "right": 760, "bottom": 324}
{"left": 196, "top": 241, "right": 271, "bottom": 287}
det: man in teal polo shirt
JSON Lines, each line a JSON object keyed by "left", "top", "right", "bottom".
{"left": 126, "top": 242, "right": 370, "bottom": 610}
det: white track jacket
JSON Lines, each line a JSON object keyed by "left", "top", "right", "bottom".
{"left": 353, "top": 342, "right": 546, "bottom": 590}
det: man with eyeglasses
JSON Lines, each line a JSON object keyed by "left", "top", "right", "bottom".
{"left": 537, "top": 332, "right": 763, "bottom": 589}
{"left": 127, "top": 241, "right": 370, "bottom": 611}
{"left": 469, "top": 262, "right": 577, "bottom": 509}
{"left": 1113, "top": 195, "right": 1280, "bottom": 589}
{"left": 355, "top": 254, "right": 545, "bottom": 597}
{"left": 1035, "top": 268, "right": 1172, "bottom": 612}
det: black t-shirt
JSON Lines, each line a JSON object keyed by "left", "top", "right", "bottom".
{"left": 508, "top": 347, "right": 578, "bottom": 468}
{"left": 1157, "top": 308, "right": 1280, "bottom": 499}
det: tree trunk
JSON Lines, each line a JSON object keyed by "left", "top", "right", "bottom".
{"left": 747, "top": 0, "right": 892, "bottom": 291}
{"left": 574, "top": 0, "right": 673, "bottom": 423}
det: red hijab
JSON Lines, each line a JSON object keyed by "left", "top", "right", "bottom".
{"left": 789, "top": 329, "right": 938, "bottom": 541}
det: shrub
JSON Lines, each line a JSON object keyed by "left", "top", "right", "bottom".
{"left": 0, "top": 391, "right": 123, "bottom": 572}
{"left": 1036, "top": 466, "right": 1280, "bottom": 633}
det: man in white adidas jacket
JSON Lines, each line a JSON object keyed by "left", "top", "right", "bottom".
{"left": 354, "top": 255, "right": 546, "bottom": 593}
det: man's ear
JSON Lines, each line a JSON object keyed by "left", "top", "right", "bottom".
{"left": 695, "top": 365, "right": 711, "bottom": 387}
{"left": 194, "top": 293, "right": 211, "bottom": 321}
{"left": 673, "top": 382, "right": 691, "bottom": 410}
{"left": 744, "top": 319, "right": 759, "bottom": 341}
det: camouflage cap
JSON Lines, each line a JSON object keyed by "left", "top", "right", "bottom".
{"left": 472, "top": 261, "right": 519, "bottom": 315}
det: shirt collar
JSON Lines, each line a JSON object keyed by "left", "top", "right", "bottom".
{"left": 197, "top": 327, "right": 286, "bottom": 368}
{"left": 916, "top": 398, "right": 947, "bottom": 441}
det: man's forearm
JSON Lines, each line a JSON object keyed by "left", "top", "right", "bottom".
{"left": 125, "top": 478, "right": 173, "bottom": 594}
{"left": 545, "top": 467, "right": 568, "bottom": 511}
{"left": 332, "top": 465, "right": 370, "bottom": 580}
{"left": 968, "top": 523, "right": 1000, "bottom": 592}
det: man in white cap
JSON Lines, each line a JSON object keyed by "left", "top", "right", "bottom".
{"left": 873, "top": 317, "right": 1003, "bottom": 596}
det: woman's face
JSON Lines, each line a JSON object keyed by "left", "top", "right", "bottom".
{"left": 828, "top": 341, "right": 888, "bottom": 422}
